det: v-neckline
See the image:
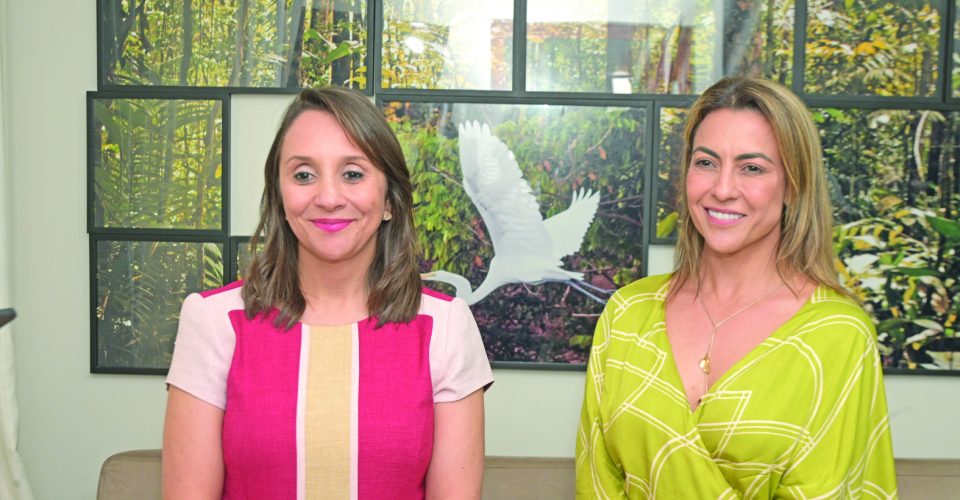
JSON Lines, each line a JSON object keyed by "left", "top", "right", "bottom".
{"left": 658, "top": 279, "right": 821, "bottom": 415}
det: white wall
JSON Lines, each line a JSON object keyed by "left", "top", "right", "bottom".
{"left": 4, "top": 2, "right": 958, "bottom": 499}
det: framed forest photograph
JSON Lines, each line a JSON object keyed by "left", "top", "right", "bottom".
{"left": 98, "top": 0, "right": 369, "bottom": 90}
{"left": 382, "top": 99, "right": 648, "bottom": 367}
{"left": 654, "top": 105, "right": 960, "bottom": 374}
{"left": 88, "top": 93, "right": 227, "bottom": 373}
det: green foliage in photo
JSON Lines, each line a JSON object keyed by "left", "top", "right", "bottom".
{"left": 385, "top": 102, "right": 645, "bottom": 364}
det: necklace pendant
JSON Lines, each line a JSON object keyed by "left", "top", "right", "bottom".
{"left": 699, "top": 355, "right": 710, "bottom": 374}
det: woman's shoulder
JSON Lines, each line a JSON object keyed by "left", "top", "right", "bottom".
{"left": 797, "top": 285, "right": 878, "bottom": 347}
{"left": 612, "top": 273, "right": 672, "bottom": 302}
{"left": 807, "top": 285, "right": 873, "bottom": 323}
{"left": 192, "top": 280, "right": 244, "bottom": 299}
{"left": 410, "top": 286, "right": 471, "bottom": 323}
{"left": 183, "top": 280, "right": 245, "bottom": 314}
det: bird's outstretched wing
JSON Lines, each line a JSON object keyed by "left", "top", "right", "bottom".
{"left": 543, "top": 189, "right": 600, "bottom": 259}
{"left": 544, "top": 189, "right": 600, "bottom": 259}
{"left": 457, "top": 121, "right": 550, "bottom": 257}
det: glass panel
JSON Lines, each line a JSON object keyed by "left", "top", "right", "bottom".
{"left": 100, "top": 0, "right": 367, "bottom": 88}
{"left": 384, "top": 101, "right": 646, "bottom": 365}
{"left": 805, "top": 0, "right": 941, "bottom": 97}
{"left": 655, "top": 107, "right": 688, "bottom": 240}
{"left": 95, "top": 240, "right": 224, "bottom": 371}
{"left": 381, "top": 0, "right": 513, "bottom": 89}
{"left": 525, "top": 0, "right": 793, "bottom": 94}
{"left": 816, "top": 108, "right": 960, "bottom": 372}
{"left": 92, "top": 97, "right": 223, "bottom": 230}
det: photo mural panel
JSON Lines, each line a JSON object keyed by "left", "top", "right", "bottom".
{"left": 525, "top": 0, "right": 793, "bottom": 94}
{"left": 99, "top": 0, "right": 367, "bottom": 89}
{"left": 816, "top": 107, "right": 960, "bottom": 372}
{"left": 383, "top": 101, "right": 646, "bottom": 365}
{"left": 804, "top": 0, "right": 942, "bottom": 97}
{"left": 91, "top": 96, "right": 223, "bottom": 230}
{"left": 381, "top": 0, "right": 513, "bottom": 90}
{"left": 94, "top": 239, "right": 224, "bottom": 372}
{"left": 655, "top": 106, "right": 687, "bottom": 240}
{"left": 654, "top": 105, "right": 960, "bottom": 373}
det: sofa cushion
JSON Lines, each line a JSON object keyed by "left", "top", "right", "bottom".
{"left": 97, "top": 450, "right": 959, "bottom": 500}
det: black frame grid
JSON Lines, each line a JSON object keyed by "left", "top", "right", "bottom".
{"left": 87, "top": 90, "right": 233, "bottom": 373}
{"left": 91, "top": 0, "right": 960, "bottom": 374}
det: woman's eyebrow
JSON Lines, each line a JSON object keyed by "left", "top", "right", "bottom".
{"left": 735, "top": 152, "right": 773, "bottom": 162}
{"left": 282, "top": 154, "right": 371, "bottom": 163}
{"left": 693, "top": 146, "right": 773, "bottom": 163}
{"left": 692, "top": 146, "right": 719, "bottom": 158}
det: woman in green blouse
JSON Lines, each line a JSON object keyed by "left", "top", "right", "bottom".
{"left": 576, "top": 76, "right": 896, "bottom": 498}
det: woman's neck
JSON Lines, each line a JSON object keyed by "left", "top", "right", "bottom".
{"left": 696, "top": 249, "right": 786, "bottom": 300}
{"left": 297, "top": 257, "right": 371, "bottom": 325}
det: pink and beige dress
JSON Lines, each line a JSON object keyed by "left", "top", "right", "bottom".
{"left": 166, "top": 281, "right": 493, "bottom": 499}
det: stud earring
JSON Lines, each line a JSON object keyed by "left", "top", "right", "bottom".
{"left": 383, "top": 211, "right": 392, "bottom": 221}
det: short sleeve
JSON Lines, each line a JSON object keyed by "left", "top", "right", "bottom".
{"left": 165, "top": 292, "right": 236, "bottom": 409}
{"left": 430, "top": 298, "right": 494, "bottom": 403}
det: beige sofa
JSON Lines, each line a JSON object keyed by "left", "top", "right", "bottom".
{"left": 98, "top": 450, "right": 959, "bottom": 499}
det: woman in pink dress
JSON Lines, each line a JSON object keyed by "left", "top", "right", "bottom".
{"left": 162, "top": 87, "right": 493, "bottom": 499}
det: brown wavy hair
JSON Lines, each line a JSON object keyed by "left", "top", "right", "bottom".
{"left": 672, "top": 76, "right": 849, "bottom": 297}
{"left": 242, "top": 87, "right": 422, "bottom": 327}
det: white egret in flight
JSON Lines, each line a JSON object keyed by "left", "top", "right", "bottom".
{"left": 422, "top": 121, "right": 609, "bottom": 305}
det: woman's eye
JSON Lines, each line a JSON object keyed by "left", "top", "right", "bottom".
{"left": 694, "top": 158, "right": 715, "bottom": 169}
{"left": 344, "top": 170, "right": 364, "bottom": 181}
{"left": 293, "top": 171, "right": 314, "bottom": 182}
{"left": 743, "top": 164, "right": 764, "bottom": 174}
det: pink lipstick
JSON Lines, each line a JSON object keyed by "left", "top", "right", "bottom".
{"left": 312, "top": 219, "right": 352, "bottom": 232}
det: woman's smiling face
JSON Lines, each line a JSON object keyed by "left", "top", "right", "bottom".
{"left": 685, "top": 107, "right": 787, "bottom": 260}
{"left": 279, "top": 110, "right": 389, "bottom": 270}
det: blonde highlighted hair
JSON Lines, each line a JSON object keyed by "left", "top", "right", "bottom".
{"left": 673, "top": 76, "right": 847, "bottom": 297}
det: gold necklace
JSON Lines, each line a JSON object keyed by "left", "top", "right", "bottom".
{"left": 697, "top": 282, "right": 784, "bottom": 396}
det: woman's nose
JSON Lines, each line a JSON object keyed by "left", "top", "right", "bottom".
{"left": 313, "top": 179, "right": 345, "bottom": 209}
{"left": 711, "top": 168, "right": 738, "bottom": 200}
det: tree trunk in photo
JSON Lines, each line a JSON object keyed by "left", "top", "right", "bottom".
{"left": 277, "top": 0, "right": 288, "bottom": 85}
{"left": 331, "top": 0, "right": 353, "bottom": 87}
{"left": 137, "top": 3, "right": 151, "bottom": 81}
{"left": 287, "top": 5, "right": 307, "bottom": 87}
{"left": 670, "top": 26, "right": 692, "bottom": 93}
{"left": 179, "top": 0, "right": 194, "bottom": 85}
{"left": 196, "top": 102, "right": 222, "bottom": 229}
{"left": 904, "top": 118, "right": 920, "bottom": 208}
{"left": 101, "top": 0, "right": 140, "bottom": 82}
{"left": 654, "top": 28, "right": 673, "bottom": 93}
{"left": 159, "top": 101, "right": 177, "bottom": 227}
{"left": 950, "top": 118, "right": 960, "bottom": 219}
{"left": 229, "top": 0, "right": 251, "bottom": 86}
{"left": 285, "top": 0, "right": 307, "bottom": 86}
{"left": 926, "top": 116, "right": 943, "bottom": 203}
{"left": 241, "top": 4, "right": 256, "bottom": 87}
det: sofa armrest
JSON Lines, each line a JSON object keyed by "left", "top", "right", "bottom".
{"left": 97, "top": 449, "right": 161, "bottom": 500}
{"left": 482, "top": 456, "right": 574, "bottom": 500}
